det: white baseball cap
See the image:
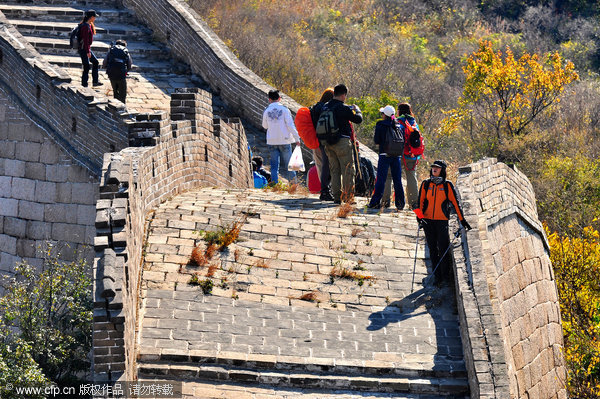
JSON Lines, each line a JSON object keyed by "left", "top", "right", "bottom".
{"left": 379, "top": 105, "right": 395, "bottom": 117}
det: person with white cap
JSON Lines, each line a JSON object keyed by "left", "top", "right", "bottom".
{"left": 367, "top": 105, "right": 405, "bottom": 210}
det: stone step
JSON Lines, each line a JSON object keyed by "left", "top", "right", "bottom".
{"left": 6, "top": 19, "right": 150, "bottom": 41}
{"left": 25, "top": 35, "right": 168, "bottom": 59}
{"left": 42, "top": 53, "right": 188, "bottom": 74}
{"left": 0, "top": 4, "right": 131, "bottom": 23}
{"left": 138, "top": 362, "right": 470, "bottom": 396}
{"left": 137, "top": 348, "right": 468, "bottom": 380}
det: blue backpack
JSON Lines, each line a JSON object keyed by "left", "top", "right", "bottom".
{"left": 253, "top": 172, "right": 268, "bottom": 189}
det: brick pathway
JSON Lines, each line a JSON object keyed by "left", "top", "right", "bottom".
{"left": 138, "top": 188, "right": 467, "bottom": 396}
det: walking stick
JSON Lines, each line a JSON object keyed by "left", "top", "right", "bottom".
{"left": 411, "top": 223, "right": 421, "bottom": 293}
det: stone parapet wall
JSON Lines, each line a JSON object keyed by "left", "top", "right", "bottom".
{"left": 92, "top": 88, "right": 252, "bottom": 382}
{"left": 453, "top": 158, "right": 566, "bottom": 399}
{"left": 0, "top": 84, "right": 97, "bottom": 277}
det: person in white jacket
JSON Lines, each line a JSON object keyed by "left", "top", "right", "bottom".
{"left": 262, "top": 90, "right": 301, "bottom": 184}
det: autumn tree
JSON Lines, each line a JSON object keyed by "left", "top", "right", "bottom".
{"left": 549, "top": 226, "right": 600, "bottom": 397}
{"left": 441, "top": 40, "right": 578, "bottom": 162}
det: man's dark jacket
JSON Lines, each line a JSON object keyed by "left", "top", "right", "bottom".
{"left": 324, "top": 99, "right": 363, "bottom": 139}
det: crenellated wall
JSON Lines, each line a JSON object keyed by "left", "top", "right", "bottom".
{"left": 452, "top": 158, "right": 566, "bottom": 399}
{"left": 92, "top": 88, "right": 252, "bottom": 382}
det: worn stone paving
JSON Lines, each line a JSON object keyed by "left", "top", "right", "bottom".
{"left": 138, "top": 188, "right": 466, "bottom": 395}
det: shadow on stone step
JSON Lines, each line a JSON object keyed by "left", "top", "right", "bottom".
{"left": 367, "top": 287, "right": 464, "bottom": 375}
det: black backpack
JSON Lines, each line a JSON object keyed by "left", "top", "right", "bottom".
{"left": 315, "top": 103, "right": 341, "bottom": 145}
{"left": 355, "top": 156, "right": 375, "bottom": 197}
{"left": 106, "top": 45, "right": 129, "bottom": 80}
{"left": 69, "top": 23, "right": 82, "bottom": 50}
{"left": 383, "top": 123, "right": 404, "bottom": 157}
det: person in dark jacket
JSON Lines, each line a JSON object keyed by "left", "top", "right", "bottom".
{"left": 321, "top": 84, "right": 363, "bottom": 204}
{"left": 310, "top": 88, "right": 334, "bottom": 201}
{"left": 102, "top": 40, "right": 133, "bottom": 103}
{"left": 417, "top": 160, "right": 471, "bottom": 286}
{"left": 383, "top": 103, "right": 422, "bottom": 209}
{"left": 78, "top": 10, "right": 100, "bottom": 88}
{"left": 367, "top": 105, "right": 405, "bottom": 210}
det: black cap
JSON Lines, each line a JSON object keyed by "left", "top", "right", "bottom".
{"left": 85, "top": 9, "right": 98, "bottom": 18}
{"left": 431, "top": 160, "right": 447, "bottom": 169}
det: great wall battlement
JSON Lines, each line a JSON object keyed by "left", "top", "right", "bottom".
{"left": 0, "top": 0, "right": 566, "bottom": 397}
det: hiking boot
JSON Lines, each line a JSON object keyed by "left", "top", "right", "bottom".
{"left": 382, "top": 201, "right": 390, "bottom": 208}
{"left": 320, "top": 192, "right": 334, "bottom": 201}
{"left": 367, "top": 202, "right": 380, "bottom": 209}
{"left": 92, "top": 81, "right": 103, "bottom": 87}
{"left": 396, "top": 202, "right": 405, "bottom": 211}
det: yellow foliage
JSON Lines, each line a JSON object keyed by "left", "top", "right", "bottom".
{"left": 548, "top": 225, "right": 600, "bottom": 397}
{"left": 441, "top": 40, "right": 578, "bottom": 161}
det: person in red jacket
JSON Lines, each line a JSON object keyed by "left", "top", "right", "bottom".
{"left": 78, "top": 10, "right": 101, "bottom": 88}
{"left": 417, "top": 160, "right": 471, "bottom": 286}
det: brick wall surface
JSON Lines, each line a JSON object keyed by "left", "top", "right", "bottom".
{"left": 0, "top": 84, "right": 97, "bottom": 277}
{"left": 453, "top": 158, "right": 567, "bottom": 399}
{"left": 92, "top": 87, "right": 252, "bottom": 383}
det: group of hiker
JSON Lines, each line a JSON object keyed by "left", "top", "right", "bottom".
{"left": 262, "top": 84, "right": 472, "bottom": 287}
{"left": 72, "top": 10, "right": 132, "bottom": 103}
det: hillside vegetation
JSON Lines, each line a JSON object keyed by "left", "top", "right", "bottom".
{"left": 188, "top": 1, "right": 600, "bottom": 394}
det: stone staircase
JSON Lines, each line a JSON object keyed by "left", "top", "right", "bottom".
{"left": 136, "top": 188, "right": 470, "bottom": 397}
{"left": 0, "top": 0, "right": 271, "bottom": 154}
{"left": 0, "top": 1, "right": 202, "bottom": 112}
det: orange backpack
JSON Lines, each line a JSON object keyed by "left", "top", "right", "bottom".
{"left": 295, "top": 107, "right": 319, "bottom": 149}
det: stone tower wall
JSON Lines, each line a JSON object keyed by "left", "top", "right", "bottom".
{"left": 0, "top": 84, "right": 97, "bottom": 276}
{"left": 92, "top": 88, "right": 252, "bottom": 382}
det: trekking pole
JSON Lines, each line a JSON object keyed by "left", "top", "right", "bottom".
{"left": 424, "top": 227, "right": 461, "bottom": 286}
{"left": 411, "top": 223, "right": 421, "bottom": 293}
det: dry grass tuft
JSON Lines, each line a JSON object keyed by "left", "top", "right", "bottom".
{"left": 351, "top": 227, "right": 363, "bottom": 237}
{"left": 337, "top": 202, "right": 354, "bottom": 218}
{"left": 254, "top": 259, "right": 269, "bottom": 268}
{"left": 299, "top": 291, "right": 320, "bottom": 302}
{"left": 206, "top": 263, "right": 219, "bottom": 278}
{"left": 205, "top": 243, "right": 218, "bottom": 259}
{"left": 234, "top": 248, "right": 242, "bottom": 262}
{"left": 190, "top": 245, "right": 209, "bottom": 266}
{"left": 329, "top": 266, "right": 373, "bottom": 281}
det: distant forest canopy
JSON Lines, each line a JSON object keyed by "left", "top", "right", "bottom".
{"left": 189, "top": 0, "right": 600, "bottom": 234}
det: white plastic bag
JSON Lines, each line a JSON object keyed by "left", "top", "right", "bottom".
{"left": 287, "top": 145, "right": 305, "bottom": 172}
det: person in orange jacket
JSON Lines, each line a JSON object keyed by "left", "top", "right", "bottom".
{"left": 416, "top": 160, "right": 471, "bottom": 286}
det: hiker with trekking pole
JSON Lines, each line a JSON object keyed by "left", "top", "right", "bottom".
{"left": 413, "top": 160, "right": 472, "bottom": 289}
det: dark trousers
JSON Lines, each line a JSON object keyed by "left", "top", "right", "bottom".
{"left": 79, "top": 50, "right": 99, "bottom": 87}
{"left": 318, "top": 145, "right": 331, "bottom": 194}
{"left": 423, "top": 219, "right": 452, "bottom": 282}
{"left": 110, "top": 78, "right": 127, "bottom": 103}
{"left": 369, "top": 154, "right": 405, "bottom": 209}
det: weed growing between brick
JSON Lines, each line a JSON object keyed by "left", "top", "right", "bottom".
{"left": 337, "top": 202, "right": 354, "bottom": 218}
{"left": 330, "top": 266, "right": 374, "bottom": 287}
{"left": 299, "top": 291, "right": 320, "bottom": 302}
